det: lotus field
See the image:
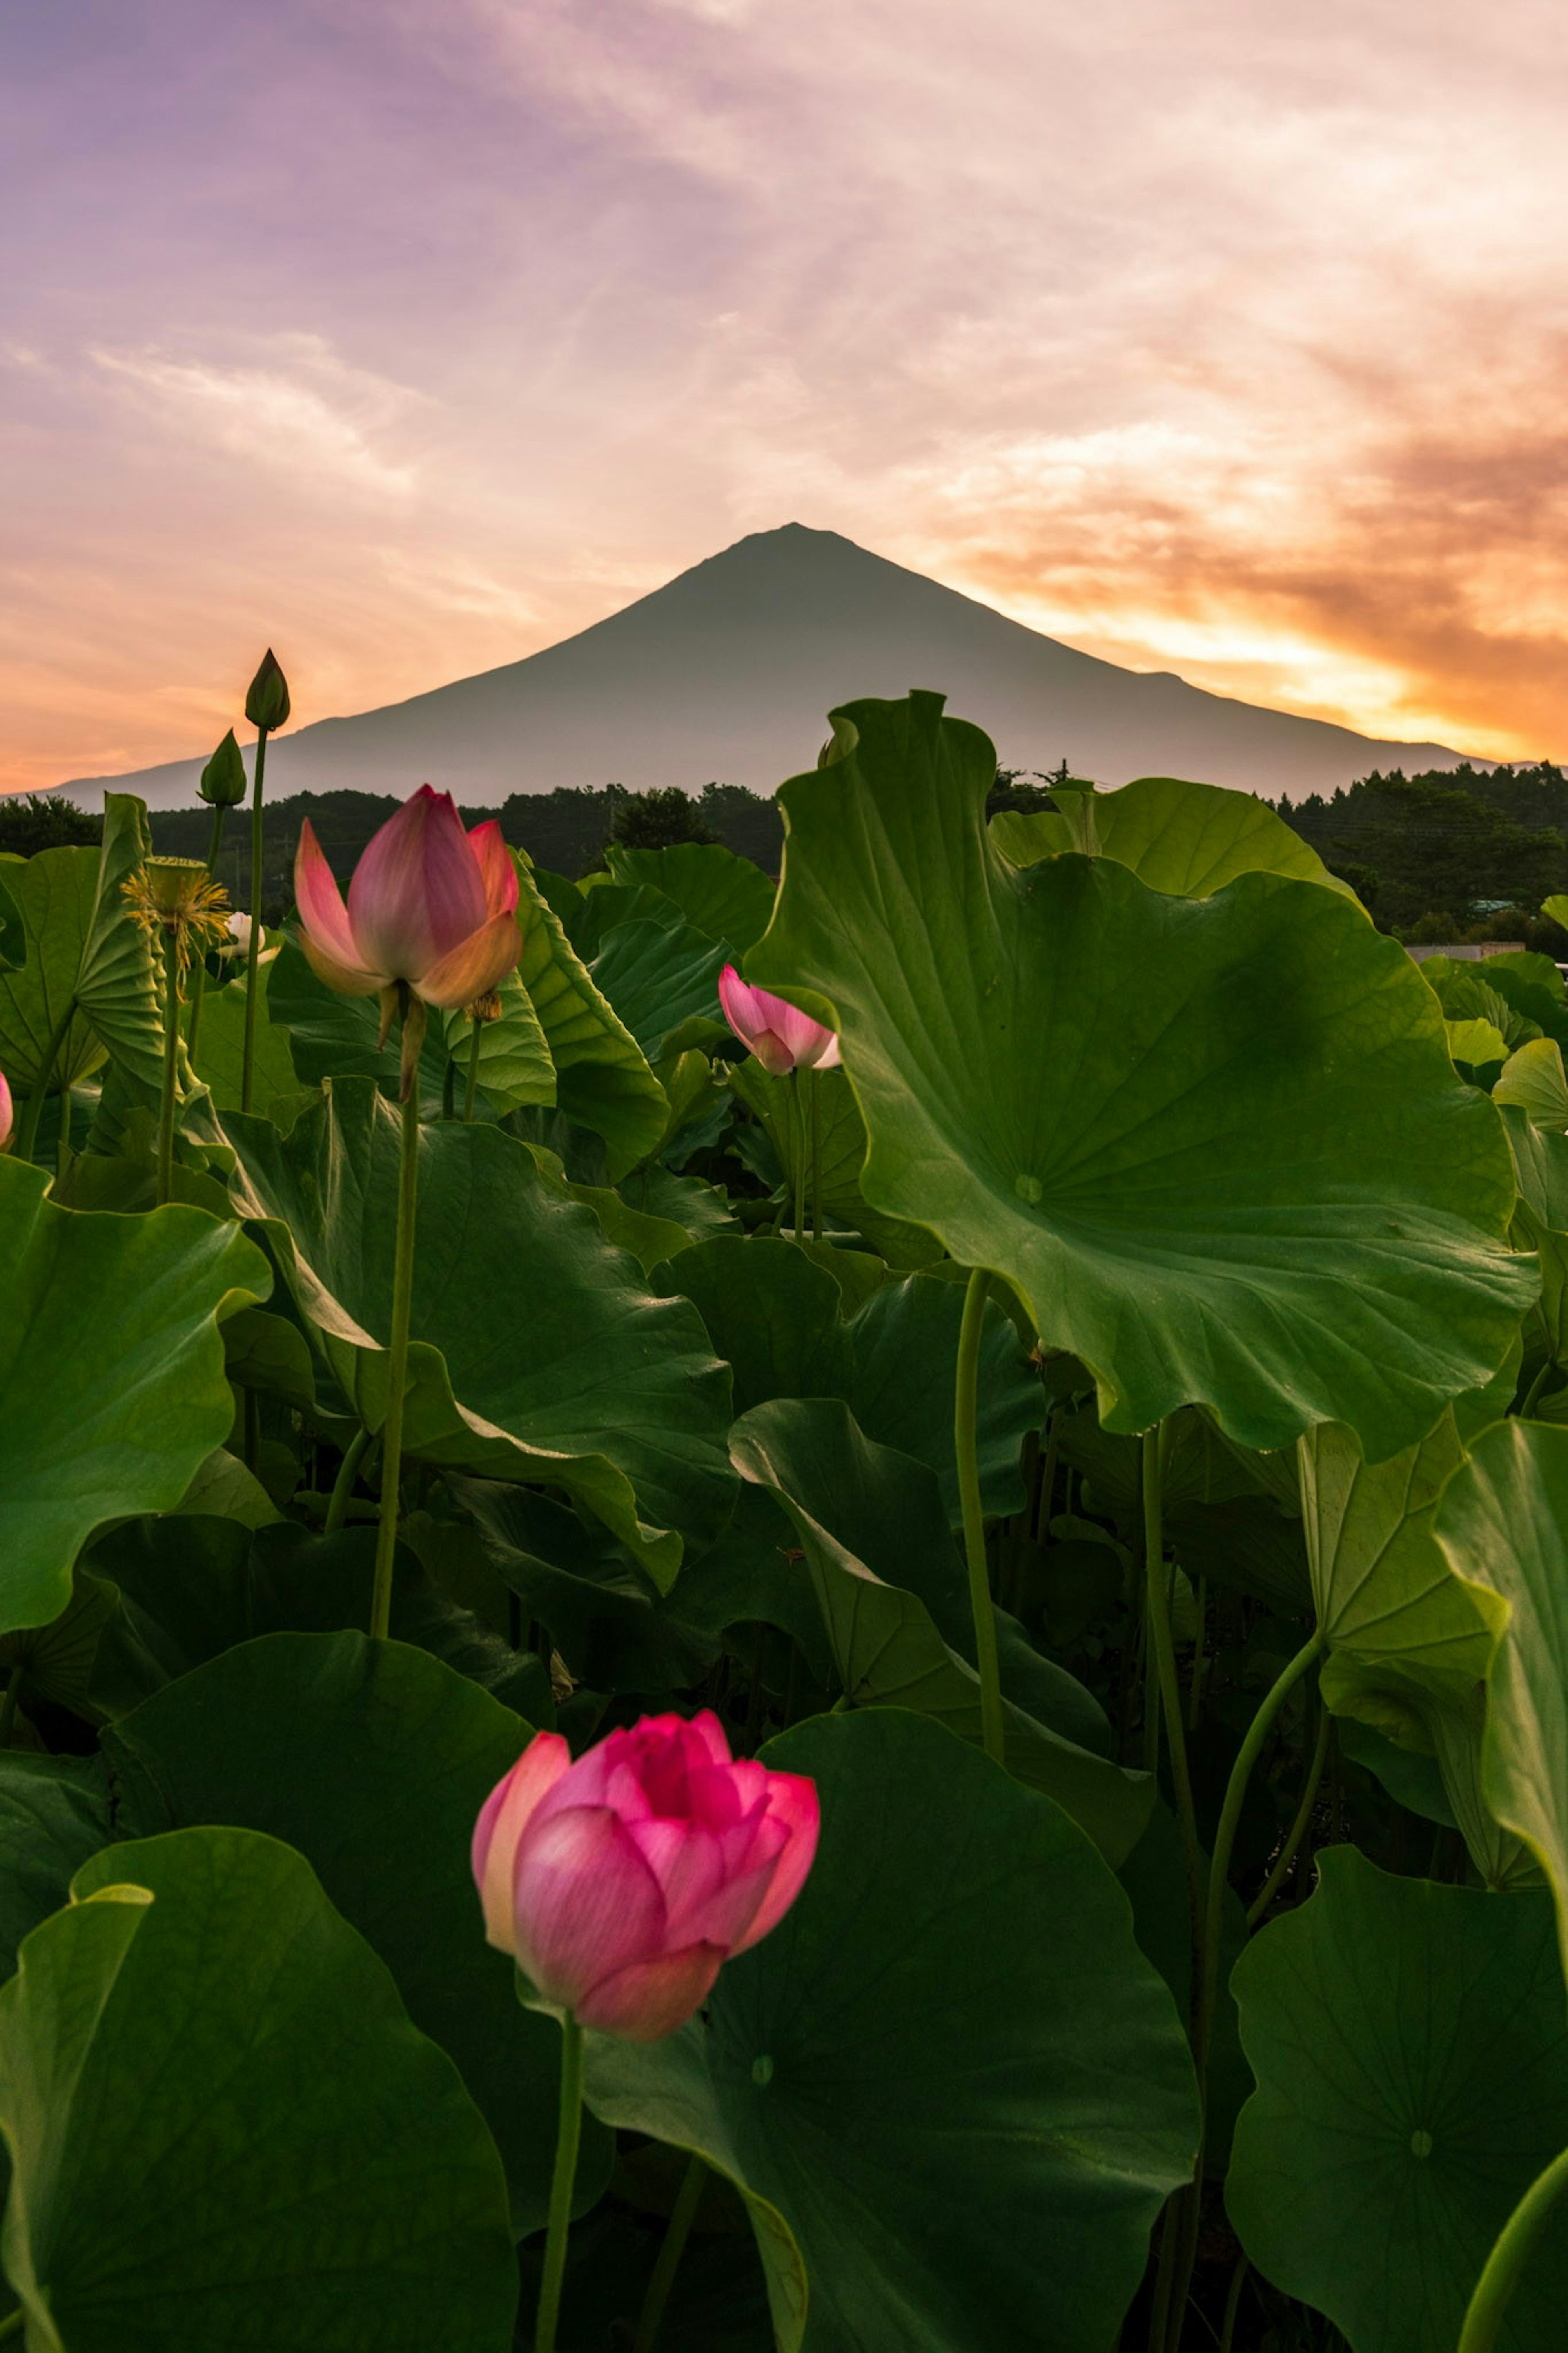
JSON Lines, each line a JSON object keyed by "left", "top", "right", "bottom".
{"left": 7, "top": 674, "right": 1568, "bottom": 2353}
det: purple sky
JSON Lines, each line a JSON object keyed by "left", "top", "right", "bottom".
{"left": 4, "top": 0, "right": 1566, "bottom": 790}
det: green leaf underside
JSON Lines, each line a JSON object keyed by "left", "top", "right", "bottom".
{"left": 0, "top": 1824, "right": 517, "bottom": 2351}
{"left": 749, "top": 693, "right": 1533, "bottom": 1458}
{"left": 991, "top": 771, "right": 1356, "bottom": 901}
{"left": 0, "top": 1156, "right": 270, "bottom": 1635}
{"left": 221, "top": 1078, "right": 733, "bottom": 1585}
{"left": 584, "top": 1710, "right": 1197, "bottom": 2353}
{"left": 1228, "top": 1847, "right": 1568, "bottom": 2352}
{"left": 514, "top": 858, "right": 668, "bottom": 1178}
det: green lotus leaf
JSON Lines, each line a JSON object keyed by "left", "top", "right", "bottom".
{"left": 1502, "top": 1104, "right": 1568, "bottom": 1367}
{"left": 221, "top": 1079, "right": 734, "bottom": 1586}
{"left": 584, "top": 1709, "right": 1197, "bottom": 2353}
{"left": 605, "top": 841, "right": 777, "bottom": 956}
{"left": 191, "top": 967, "right": 303, "bottom": 1118}
{"left": 0, "top": 1157, "right": 270, "bottom": 1635}
{"left": 1495, "top": 1037, "right": 1568, "bottom": 1129}
{"left": 1228, "top": 1847, "right": 1568, "bottom": 2352}
{"left": 0, "top": 870, "right": 22, "bottom": 970}
{"left": 0, "top": 1569, "right": 117, "bottom": 1725}
{"left": 659, "top": 1235, "right": 1040, "bottom": 1518}
{"left": 991, "top": 772, "right": 1355, "bottom": 900}
{"left": 0, "top": 794, "right": 165, "bottom": 1114}
{"left": 1300, "top": 1412, "right": 1492, "bottom": 1679}
{"left": 0, "top": 1824, "right": 517, "bottom": 2351}
{"left": 731, "top": 1398, "right": 1151, "bottom": 1862}
{"left": 439, "top": 969, "right": 557, "bottom": 1115}
{"left": 749, "top": 691, "right": 1534, "bottom": 1458}
{"left": 1435, "top": 1416, "right": 1568, "bottom": 1985}
{"left": 1448, "top": 1016, "right": 1510, "bottom": 1073}
{"left": 106, "top": 1630, "right": 604, "bottom": 2236}
{"left": 588, "top": 914, "right": 727, "bottom": 1061}
{"left": 514, "top": 858, "right": 666, "bottom": 1178}
{"left": 0, "top": 1752, "right": 111, "bottom": 1980}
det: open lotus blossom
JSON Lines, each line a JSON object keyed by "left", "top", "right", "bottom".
{"left": 0, "top": 1065, "right": 11, "bottom": 1153}
{"left": 295, "top": 783, "right": 520, "bottom": 1029}
{"left": 719, "top": 965, "right": 840, "bottom": 1075}
{"left": 472, "top": 1711, "right": 819, "bottom": 2043}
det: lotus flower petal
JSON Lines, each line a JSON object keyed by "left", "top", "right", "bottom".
{"left": 468, "top": 820, "right": 520, "bottom": 920}
{"left": 512, "top": 1804, "right": 667, "bottom": 2004}
{"left": 0, "top": 1066, "right": 11, "bottom": 1154}
{"left": 730, "top": 1770, "right": 820, "bottom": 1952}
{"left": 574, "top": 1941, "right": 726, "bottom": 2042}
{"left": 411, "top": 910, "right": 522, "bottom": 1010}
{"left": 349, "top": 785, "right": 487, "bottom": 981}
{"left": 296, "top": 822, "right": 375, "bottom": 978}
{"left": 470, "top": 1731, "right": 572, "bottom": 1954}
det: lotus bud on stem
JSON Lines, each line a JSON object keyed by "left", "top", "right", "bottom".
{"left": 462, "top": 988, "right": 502, "bottom": 1122}
{"left": 241, "top": 649, "right": 291, "bottom": 1115}
{"left": 290, "top": 784, "right": 521, "bottom": 1637}
{"left": 187, "top": 729, "right": 247, "bottom": 1059}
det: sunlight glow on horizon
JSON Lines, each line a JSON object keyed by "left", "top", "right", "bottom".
{"left": 2, "top": 0, "right": 1565, "bottom": 794}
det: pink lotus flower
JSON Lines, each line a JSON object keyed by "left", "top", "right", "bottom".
{"left": 719, "top": 966, "right": 840, "bottom": 1075}
{"left": 295, "top": 784, "right": 520, "bottom": 1017}
{"left": 0, "top": 1065, "right": 11, "bottom": 1154}
{"left": 472, "top": 1711, "right": 819, "bottom": 2042}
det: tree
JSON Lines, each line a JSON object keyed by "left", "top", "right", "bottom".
{"left": 0, "top": 794, "right": 103, "bottom": 855}
{"left": 608, "top": 787, "right": 717, "bottom": 853}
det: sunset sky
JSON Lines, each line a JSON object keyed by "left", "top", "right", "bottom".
{"left": 4, "top": 0, "right": 1566, "bottom": 794}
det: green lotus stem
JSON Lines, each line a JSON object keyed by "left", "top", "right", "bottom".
{"left": 1247, "top": 1696, "right": 1332, "bottom": 1927}
{"left": 535, "top": 2012, "right": 585, "bottom": 2353}
{"left": 632, "top": 2152, "right": 707, "bottom": 2353}
{"left": 1458, "top": 2141, "right": 1568, "bottom": 2351}
{"left": 185, "top": 801, "right": 228, "bottom": 1062}
{"left": 791, "top": 1071, "right": 806, "bottom": 1242}
{"left": 240, "top": 724, "right": 270, "bottom": 1114}
{"left": 808, "top": 1068, "right": 823, "bottom": 1238}
{"left": 1166, "top": 1624, "right": 1327, "bottom": 2344}
{"left": 1143, "top": 1425, "right": 1203, "bottom": 1952}
{"left": 56, "top": 1082, "right": 72, "bottom": 1181}
{"left": 155, "top": 927, "right": 182, "bottom": 1207}
{"left": 956, "top": 1267, "right": 1006, "bottom": 1765}
{"left": 1218, "top": 2255, "right": 1250, "bottom": 2353}
{"left": 463, "top": 1015, "right": 483, "bottom": 1122}
{"left": 17, "top": 992, "right": 77, "bottom": 1164}
{"left": 370, "top": 1056, "right": 421, "bottom": 1641}
{"left": 325, "top": 1425, "right": 375, "bottom": 1536}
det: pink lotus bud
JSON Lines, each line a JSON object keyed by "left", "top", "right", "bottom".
{"left": 472, "top": 1712, "right": 819, "bottom": 2043}
{"left": 0, "top": 1065, "right": 11, "bottom": 1154}
{"left": 293, "top": 787, "right": 521, "bottom": 1018}
{"left": 718, "top": 965, "right": 840, "bottom": 1076}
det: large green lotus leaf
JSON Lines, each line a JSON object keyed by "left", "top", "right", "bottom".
{"left": 0, "top": 1157, "right": 270, "bottom": 1634}
{"left": 191, "top": 965, "right": 304, "bottom": 1118}
{"left": 727, "top": 1057, "right": 943, "bottom": 1269}
{"left": 0, "top": 849, "right": 111, "bottom": 1091}
{"left": 1435, "top": 1417, "right": 1568, "bottom": 1983}
{"left": 732, "top": 1399, "right": 1150, "bottom": 1862}
{"left": 521, "top": 1142, "right": 696, "bottom": 1275}
{"left": 0, "top": 1753, "right": 112, "bottom": 1980}
{"left": 748, "top": 692, "right": 1533, "bottom": 1459}
{"left": 0, "top": 1824, "right": 517, "bottom": 2351}
{"left": 1502, "top": 1104, "right": 1568, "bottom": 1364}
{"left": 0, "top": 870, "right": 22, "bottom": 970}
{"left": 658, "top": 1236, "right": 1040, "bottom": 1517}
{"left": 0, "top": 1568, "right": 118, "bottom": 1724}
{"left": 105, "top": 1631, "right": 604, "bottom": 2236}
{"left": 1495, "top": 1037, "right": 1568, "bottom": 1129}
{"left": 588, "top": 914, "right": 728, "bottom": 1061}
{"left": 1299, "top": 1413, "right": 1493, "bottom": 1679}
{"left": 0, "top": 795, "right": 167, "bottom": 1102}
{"left": 222, "top": 1079, "right": 733, "bottom": 1585}
{"left": 606, "top": 841, "right": 778, "bottom": 955}
{"left": 585, "top": 1709, "right": 1197, "bottom": 2353}
{"left": 1227, "top": 1847, "right": 1568, "bottom": 2352}
{"left": 514, "top": 858, "right": 667, "bottom": 1177}
{"left": 991, "top": 772, "right": 1356, "bottom": 901}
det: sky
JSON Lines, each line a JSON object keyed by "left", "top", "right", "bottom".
{"left": 3, "top": 0, "right": 1566, "bottom": 794}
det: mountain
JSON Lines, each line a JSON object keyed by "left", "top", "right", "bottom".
{"left": 55, "top": 524, "right": 1478, "bottom": 811}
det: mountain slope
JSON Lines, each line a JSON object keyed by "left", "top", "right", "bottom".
{"left": 58, "top": 524, "right": 1476, "bottom": 810}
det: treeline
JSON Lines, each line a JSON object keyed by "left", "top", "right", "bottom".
{"left": 1271, "top": 763, "right": 1568, "bottom": 943}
